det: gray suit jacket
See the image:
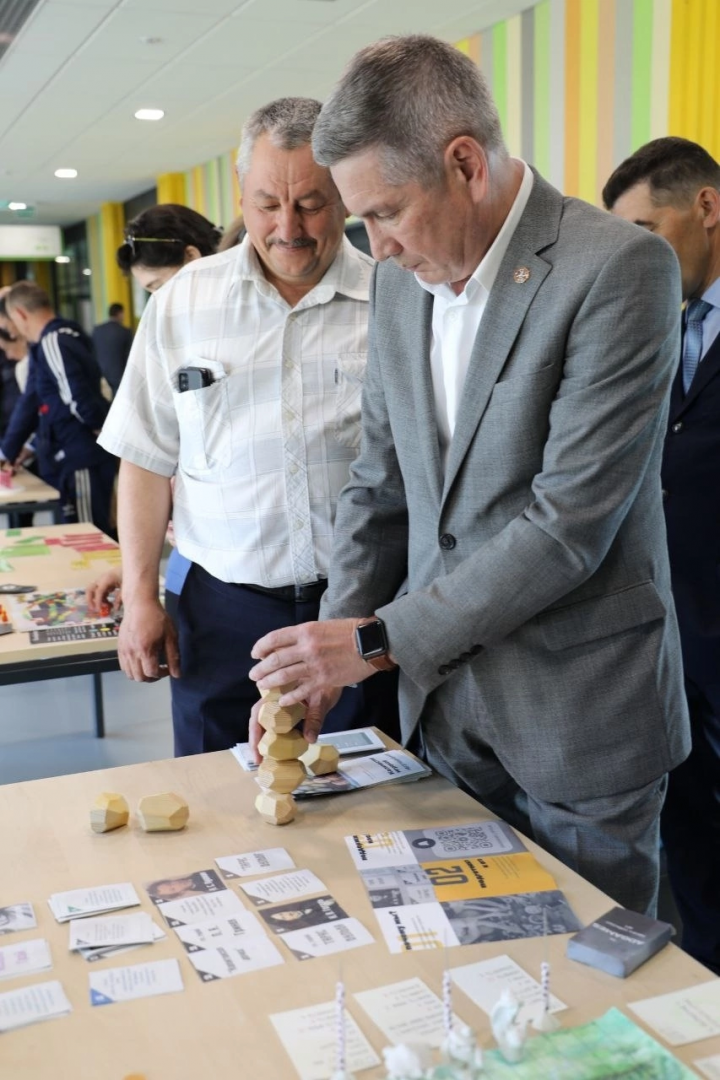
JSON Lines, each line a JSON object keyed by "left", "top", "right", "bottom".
{"left": 322, "top": 172, "right": 691, "bottom": 803}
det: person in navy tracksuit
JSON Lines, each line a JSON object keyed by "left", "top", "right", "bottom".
{"left": 0, "top": 281, "right": 116, "bottom": 537}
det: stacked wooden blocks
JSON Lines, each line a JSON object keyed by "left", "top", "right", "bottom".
{"left": 255, "top": 684, "right": 307, "bottom": 825}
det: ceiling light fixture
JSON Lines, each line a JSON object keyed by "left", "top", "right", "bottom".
{"left": 134, "top": 108, "right": 164, "bottom": 121}
{"left": 82, "top": 268, "right": 92, "bottom": 276}
{"left": 54, "top": 168, "right": 78, "bottom": 179}
{"left": 8, "top": 202, "right": 26, "bottom": 210}
{"left": 55, "top": 255, "right": 71, "bottom": 264}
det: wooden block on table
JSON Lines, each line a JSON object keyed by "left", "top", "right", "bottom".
{"left": 255, "top": 790, "right": 296, "bottom": 825}
{"left": 300, "top": 743, "right": 340, "bottom": 776}
{"left": 259, "top": 683, "right": 297, "bottom": 702}
{"left": 257, "top": 699, "right": 305, "bottom": 734}
{"left": 137, "top": 792, "right": 189, "bottom": 832}
{"left": 258, "top": 729, "right": 308, "bottom": 761}
{"left": 90, "top": 792, "right": 129, "bottom": 833}
{"left": 256, "top": 758, "right": 306, "bottom": 795}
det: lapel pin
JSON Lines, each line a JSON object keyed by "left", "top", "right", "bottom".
{"left": 513, "top": 266, "right": 531, "bottom": 284}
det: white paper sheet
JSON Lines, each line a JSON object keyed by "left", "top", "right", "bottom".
{"left": 695, "top": 1054, "right": 720, "bottom": 1079}
{"left": 450, "top": 954, "right": 567, "bottom": 1026}
{"left": 48, "top": 883, "right": 140, "bottom": 922}
{"left": 215, "top": 848, "right": 295, "bottom": 878}
{"left": 0, "top": 980, "right": 71, "bottom": 1032}
{"left": 188, "top": 938, "right": 285, "bottom": 981}
{"left": 270, "top": 1000, "right": 381, "bottom": 1080}
{"left": 354, "top": 976, "right": 462, "bottom": 1048}
{"left": 629, "top": 980, "right": 720, "bottom": 1046}
{"left": 173, "top": 911, "right": 267, "bottom": 952}
{"left": 240, "top": 869, "right": 327, "bottom": 907}
{"left": 89, "top": 958, "right": 183, "bottom": 1005}
{"left": 69, "top": 911, "right": 156, "bottom": 950}
{"left": 0, "top": 938, "right": 52, "bottom": 981}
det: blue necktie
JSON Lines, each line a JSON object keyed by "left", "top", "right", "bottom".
{"left": 682, "top": 299, "right": 713, "bottom": 393}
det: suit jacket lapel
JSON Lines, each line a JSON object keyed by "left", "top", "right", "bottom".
{"left": 442, "top": 171, "right": 561, "bottom": 501}
{"left": 673, "top": 332, "right": 720, "bottom": 416}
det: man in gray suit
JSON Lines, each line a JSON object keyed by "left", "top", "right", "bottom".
{"left": 249, "top": 35, "right": 690, "bottom": 914}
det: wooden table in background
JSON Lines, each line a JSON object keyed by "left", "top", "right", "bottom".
{"left": 0, "top": 522, "right": 122, "bottom": 736}
{"left": 0, "top": 741, "right": 717, "bottom": 1080}
{"left": 0, "top": 468, "right": 61, "bottom": 527}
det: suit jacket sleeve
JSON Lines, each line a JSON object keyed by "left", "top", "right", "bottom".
{"left": 323, "top": 229, "right": 681, "bottom": 695}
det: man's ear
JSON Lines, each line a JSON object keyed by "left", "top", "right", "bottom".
{"left": 444, "top": 136, "right": 488, "bottom": 196}
{"left": 697, "top": 185, "right": 720, "bottom": 229}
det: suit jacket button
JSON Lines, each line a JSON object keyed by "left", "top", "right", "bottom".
{"left": 439, "top": 533, "right": 456, "bottom": 550}
{"left": 459, "top": 652, "right": 473, "bottom": 662}
{"left": 438, "top": 664, "right": 451, "bottom": 676}
{"left": 671, "top": 421, "right": 683, "bottom": 433}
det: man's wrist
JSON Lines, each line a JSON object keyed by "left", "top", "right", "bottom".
{"left": 354, "top": 617, "right": 398, "bottom": 672}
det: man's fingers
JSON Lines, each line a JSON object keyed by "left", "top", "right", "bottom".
{"left": 165, "top": 625, "right": 182, "bottom": 679}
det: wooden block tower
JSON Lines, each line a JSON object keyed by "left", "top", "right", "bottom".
{"left": 255, "top": 683, "right": 308, "bottom": 825}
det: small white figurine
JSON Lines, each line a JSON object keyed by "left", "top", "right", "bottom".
{"left": 490, "top": 990, "right": 528, "bottom": 1064}
{"left": 382, "top": 1043, "right": 432, "bottom": 1080}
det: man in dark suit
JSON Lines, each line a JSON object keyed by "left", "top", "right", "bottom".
{"left": 91, "top": 303, "right": 133, "bottom": 396}
{"left": 605, "top": 137, "right": 720, "bottom": 975}
{"left": 249, "top": 37, "right": 690, "bottom": 918}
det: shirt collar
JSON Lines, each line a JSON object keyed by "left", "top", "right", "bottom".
{"left": 417, "top": 160, "right": 534, "bottom": 302}
{"left": 233, "top": 234, "right": 371, "bottom": 307}
{"left": 699, "top": 276, "right": 720, "bottom": 310}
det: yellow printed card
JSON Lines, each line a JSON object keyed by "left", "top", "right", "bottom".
{"left": 420, "top": 854, "right": 557, "bottom": 901}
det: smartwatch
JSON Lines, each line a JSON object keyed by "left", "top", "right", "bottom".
{"left": 355, "top": 617, "right": 397, "bottom": 672}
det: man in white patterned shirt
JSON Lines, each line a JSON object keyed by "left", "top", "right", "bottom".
{"left": 99, "top": 98, "right": 398, "bottom": 754}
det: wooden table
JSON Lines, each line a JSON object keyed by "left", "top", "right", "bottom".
{"left": 0, "top": 468, "right": 61, "bottom": 526}
{"left": 0, "top": 745, "right": 717, "bottom": 1079}
{"left": 0, "top": 522, "right": 122, "bottom": 736}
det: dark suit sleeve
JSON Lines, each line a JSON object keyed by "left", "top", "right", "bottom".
{"left": 0, "top": 357, "right": 39, "bottom": 463}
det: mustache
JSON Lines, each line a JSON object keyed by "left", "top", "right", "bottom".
{"left": 268, "top": 237, "right": 317, "bottom": 250}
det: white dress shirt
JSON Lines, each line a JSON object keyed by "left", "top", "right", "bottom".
{"left": 418, "top": 162, "right": 534, "bottom": 468}
{"left": 99, "top": 236, "right": 373, "bottom": 587}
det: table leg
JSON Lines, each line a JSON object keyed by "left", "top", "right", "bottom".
{"left": 92, "top": 672, "right": 106, "bottom": 738}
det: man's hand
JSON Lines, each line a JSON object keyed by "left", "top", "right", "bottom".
{"left": 248, "top": 686, "right": 342, "bottom": 764}
{"left": 118, "top": 597, "right": 180, "bottom": 682}
{"left": 249, "top": 618, "right": 374, "bottom": 707}
{"left": 86, "top": 570, "right": 123, "bottom": 615}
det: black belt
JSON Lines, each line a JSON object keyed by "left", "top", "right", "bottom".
{"left": 241, "top": 579, "right": 328, "bottom": 603}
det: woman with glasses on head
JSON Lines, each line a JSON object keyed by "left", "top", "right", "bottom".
{"left": 117, "top": 204, "right": 224, "bottom": 293}
{"left": 87, "top": 204, "right": 236, "bottom": 624}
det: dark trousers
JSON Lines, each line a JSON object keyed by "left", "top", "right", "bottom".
{"left": 56, "top": 458, "right": 117, "bottom": 539}
{"left": 661, "top": 633, "right": 720, "bottom": 975}
{"left": 170, "top": 564, "right": 400, "bottom": 756}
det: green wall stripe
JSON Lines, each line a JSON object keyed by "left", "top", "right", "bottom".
{"left": 631, "top": 0, "right": 654, "bottom": 149}
{"left": 493, "top": 21, "right": 508, "bottom": 138}
{"left": 534, "top": 2, "right": 551, "bottom": 177}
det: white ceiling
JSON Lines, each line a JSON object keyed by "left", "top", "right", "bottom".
{"left": 0, "top": 0, "right": 538, "bottom": 227}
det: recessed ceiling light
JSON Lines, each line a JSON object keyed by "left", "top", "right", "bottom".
{"left": 82, "top": 268, "right": 92, "bottom": 276}
{"left": 55, "top": 255, "right": 71, "bottom": 264}
{"left": 134, "top": 108, "right": 164, "bottom": 121}
{"left": 139, "top": 36, "right": 163, "bottom": 45}
{"left": 8, "top": 202, "right": 26, "bottom": 211}
{"left": 55, "top": 168, "right": 78, "bottom": 179}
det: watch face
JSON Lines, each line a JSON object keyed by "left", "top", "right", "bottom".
{"left": 357, "top": 620, "right": 387, "bottom": 658}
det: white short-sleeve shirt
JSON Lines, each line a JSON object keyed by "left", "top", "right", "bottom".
{"left": 99, "top": 236, "right": 373, "bottom": 587}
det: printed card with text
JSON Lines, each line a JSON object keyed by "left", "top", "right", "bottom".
{"left": 48, "top": 883, "right": 140, "bottom": 922}
{"left": 155, "top": 889, "right": 246, "bottom": 929}
{"left": 280, "top": 918, "right": 375, "bottom": 961}
{"left": 173, "top": 911, "right": 267, "bottom": 953}
{"left": 215, "top": 848, "right": 295, "bottom": 879}
{"left": 0, "top": 938, "right": 52, "bottom": 981}
{"left": 270, "top": 1000, "right": 381, "bottom": 1080}
{"left": 260, "top": 896, "right": 348, "bottom": 937}
{"left": 0, "top": 903, "right": 37, "bottom": 935}
{"left": 144, "top": 868, "right": 226, "bottom": 907}
{"left": 68, "top": 912, "right": 156, "bottom": 951}
{"left": 354, "top": 977, "right": 461, "bottom": 1048}
{"left": 89, "top": 958, "right": 184, "bottom": 1006}
{"left": 450, "top": 954, "right": 567, "bottom": 1025}
{"left": 188, "top": 938, "right": 285, "bottom": 981}
{"left": 0, "top": 980, "right": 71, "bottom": 1032}
{"left": 239, "top": 869, "right": 327, "bottom": 908}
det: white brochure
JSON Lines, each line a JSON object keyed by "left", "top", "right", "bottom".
{"left": 354, "top": 976, "right": 461, "bottom": 1048}
{"left": 69, "top": 911, "right": 156, "bottom": 951}
{"left": 629, "top": 979, "right": 720, "bottom": 1046}
{"left": 188, "top": 938, "right": 285, "bottom": 981}
{"left": 450, "top": 954, "right": 567, "bottom": 1026}
{"left": 270, "top": 1000, "right": 381, "bottom": 1080}
{"left": 174, "top": 911, "right": 267, "bottom": 953}
{"left": 48, "top": 883, "right": 140, "bottom": 922}
{"left": 89, "top": 958, "right": 184, "bottom": 1006}
{"left": 240, "top": 869, "right": 327, "bottom": 908}
{"left": 157, "top": 889, "right": 245, "bottom": 928}
{"left": 215, "top": 848, "right": 295, "bottom": 878}
{"left": 0, "top": 980, "right": 71, "bottom": 1032}
{"left": 0, "top": 938, "right": 52, "bottom": 981}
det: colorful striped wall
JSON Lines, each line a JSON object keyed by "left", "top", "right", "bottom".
{"left": 457, "top": 0, "right": 720, "bottom": 208}
{"left": 183, "top": 150, "right": 241, "bottom": 229}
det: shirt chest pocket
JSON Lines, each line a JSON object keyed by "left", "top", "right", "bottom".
{"left": 334, "top": 353, "right": 366, "bottom": 449}
{"left": 174, "top": 360, "right": 231, "bottom": 473}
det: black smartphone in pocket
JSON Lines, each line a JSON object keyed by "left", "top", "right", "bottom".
{"left": 178, "top": 366, "right": 214, "bottom": 392}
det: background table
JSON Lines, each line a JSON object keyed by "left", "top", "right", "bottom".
{"left": 0, "top": 522, "right": 122, "bottom": 736}
{"left": 0, "top": 468, "right": 61, "bottom": 527}
{"left": 0, "top": 744, "right": 717, "bottom": 1079}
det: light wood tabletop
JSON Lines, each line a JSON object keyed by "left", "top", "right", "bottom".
{"left": 0, "top": 468, "right": 61, "bottom": 520}
{"left": 0, "top": 742, "right": 717, "bottom": 1080}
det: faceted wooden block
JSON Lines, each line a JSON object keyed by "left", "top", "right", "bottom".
{"left": 256, "top": 758, "right": 306, "bottom": 794}
{"left": 260, "top": 683, "right": 297, "bottom": 701}
{"left": 300, "top": 743, "right": 340, "bottom": 776}
{"left": 137, "top": 792, "right": 189, "bottom": 832}
{"left": 90, "top": 792, "right": 129, "bottom": 833}
{"left": 258, "top": 729, "right": 308, "bottom": 761}
{"left": 257, "top": 699, "right": 305, "bottom": 734}
{"left": 255, "top": 790, "right": 296, "bottom": 825}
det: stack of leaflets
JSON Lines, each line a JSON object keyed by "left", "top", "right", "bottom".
{"left": 0, "top": 981, "right": 72, "bottom": 1032}
{"left": 233, "top": 736, "right": 431, "bottom": 798}
{"left": 567, "top": 906, "right": 675, "bottom": 977}
{"left": 48, "top": 883, "right": 141, "bottom": 922}
{"left": 68, "top": 911, "right": 166, "bottom": 963}
{"left": 0, "top": 938, "right": 53, "bottom": 981}
{"left": 0, "top": 902, "right": 37, "bottom": 935}
{"left": 346, "top": 820, "right": 582, "bottom": 953}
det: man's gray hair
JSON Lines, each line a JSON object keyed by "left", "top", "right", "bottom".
{"left": 313, "top": 35, "right": 508, "bottom": 186}
{"left": 236, "top": 97, "right": 323, "bottom": 181}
